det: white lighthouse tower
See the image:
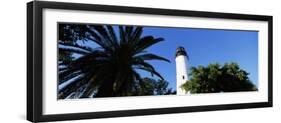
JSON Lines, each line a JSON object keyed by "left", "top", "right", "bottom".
{"left": 175, "top": 46, "right": 189, "bottom": 95}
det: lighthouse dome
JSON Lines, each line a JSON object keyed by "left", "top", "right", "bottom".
{"left": 175, "top": 46, "right": 189, "bottom": 60}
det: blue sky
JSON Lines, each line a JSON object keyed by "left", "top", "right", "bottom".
{"left": 71, "top": 25, "right": 259, "bottom": 91}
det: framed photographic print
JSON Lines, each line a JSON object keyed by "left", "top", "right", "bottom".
{"left": 27, "top": 1, "right": 273, "bottom": 122}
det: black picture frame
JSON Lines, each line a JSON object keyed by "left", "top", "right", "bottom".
{"left": 27, "top": 1, "right": 273, "bottom": 122}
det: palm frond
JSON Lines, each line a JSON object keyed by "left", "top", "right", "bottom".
{"left": 81, "top": 63, "right": 114, "bottom": 97}
{"left": 133, "top": 59, "right": 164, "bottom": 80}
{"left": 92, "top": 26, "right": 117, "bottom": 49}
{"left": 59, "top": 47, "right": 90, "bottom": 55}
{"left": 58, "top": 66, "right": 68, "bottom": 72}
{"left": 59, "top": 71, "right": 82, "bottom": 85}
{"left": 135, "top": 36, "right": 164, "bottom": 54}
{"left": 119, "top": 26, "right": 126, "bottom": 44}
{"left": 125, "top": 26, "right": 134, "bottom": 40}
{"left": 130, "top": 27, "right": 143, "bottom": 45}
{"left": 135, "top": 66, "right": 164, "bottom": 80}
{"left": 87, "top": 28, "right": 113, "bottom": 52}
{"left": 106, "top": 25, "right": 118, "bottom": 45}
{"left": 59, "top": 42, "right": 93, "bottom": 52}
{"left": 58, "top": 74, "right": 88, "bottom": 99}
{"left": 134, "top": 53, "right": 170, "bottom": 62}
{"left": 59, "top": 69, "right": 81, "bottom": 84}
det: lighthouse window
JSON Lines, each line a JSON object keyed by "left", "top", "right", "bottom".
{"left": 182, "top": 76, "right": 185, "bottom": 79}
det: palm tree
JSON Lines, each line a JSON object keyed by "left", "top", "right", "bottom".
{"left": 58, "top": 25, "right": 170, "bottom": 99}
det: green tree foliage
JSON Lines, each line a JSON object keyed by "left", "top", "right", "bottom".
{"left": 181, "top": 63, "right": 257, "bottom": 93}
{"left": 58, "top": 24, "right": 171, "bottom": 99}
{"left": 135, "top": 77, "right": 176, "bottom": 95}
{"left": 58, "top": 24, "right": 89, "bottom": 65}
